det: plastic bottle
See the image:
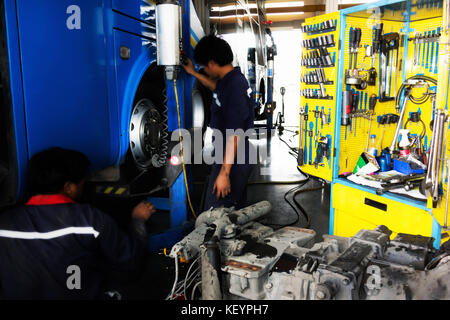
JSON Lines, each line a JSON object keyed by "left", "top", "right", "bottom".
{"left": 398, "top": 129, "right": 410, "bottom": 157}
{"left": 368, "top": 134, "right": 378, "bottom": 157}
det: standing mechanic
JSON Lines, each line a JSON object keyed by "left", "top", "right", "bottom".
{"left": 0, "top": 147, "right": 155, "bottom": 299}
{"left": 182, "top": 35, "right": 256, "bottom": 210}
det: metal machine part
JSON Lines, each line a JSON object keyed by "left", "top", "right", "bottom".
{"left": 298, "top": 106, "right": 305, "bottom": 166}
{"left": 424, "top": 108, "right": 448, "bottom": 207}
{"left": 389, "top": 87, "right": 411, "bottom": 153}
{"left": 170, "top": 203, "right": 450, "bottom": 300}
{"left": 156, "top": 0, "right": 181, "bottom": 80}
{"left": 379, "top": 31, "right": 399, "bottom": 102}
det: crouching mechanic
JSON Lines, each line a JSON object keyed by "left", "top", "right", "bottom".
{"left": 182, "top": 35, "right": 256, "bottom": 210}
{"left": 0, "top": 147, "right": 155, "bottom": 299}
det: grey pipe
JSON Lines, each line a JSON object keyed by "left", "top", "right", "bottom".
{"left": 201, "top": 238, "right": 222, "bottom": 300}
{"left": 432, "top": 111, "right": 446, "bottom": 205}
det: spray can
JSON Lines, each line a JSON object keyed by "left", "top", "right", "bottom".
{"left": 398, "top": 129, "right": 411, "bottom": 157}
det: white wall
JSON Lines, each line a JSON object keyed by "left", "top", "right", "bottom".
{"left": 222, "top": 29, "right": 303, "bottom": 129}
{"left": 272, "top": 29, "right": 302, "bottom": 128}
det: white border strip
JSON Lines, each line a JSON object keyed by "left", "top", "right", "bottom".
{"left": 0, "top": 227, "right": 100, "bottom": 239}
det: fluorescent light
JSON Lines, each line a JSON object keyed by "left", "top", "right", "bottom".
{"left": 211, "top": 1, "right": 305, "bottom": 12}
{"left": 266, "top": 1, "right": 304, "bottom": 8}
{"left": 211, "top": 4, "right": 256, "bottom": 12}
{"left": 210, "top": 13, "right": 258, "bottom": 20}
{"left": 266, "top": 11, "right": 305, "bottom": 16}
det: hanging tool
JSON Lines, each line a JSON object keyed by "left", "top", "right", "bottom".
{"left": 429, "top": 30, "right": 436, "bottom": 73}
{"left": 389, "top": 87, "right": 411, "bottom": 153}
{"left": 350, "top": 92, "right": 358, "bottom": 133}
{"left": 418, "top": 33, "right": 423, "bottom": 70}
{"left": 379, "top": 31, "right": 399, "bottom": 102}
{"left": 434, "top": 27, "right": 441, "bottom": 74}
{"left": 298, "top": 106, "right": 305, "bottom": 166}
{"left": 341, "top": 90, "right": 352, "bottom": 127}
{"left": 304, "top": 105, "right": 309, "bottom": 165}
{"left": 364, "top": 92, "right": 368, "bottom": 128}
{"left": 308, "top": 122, "right": 314, "bottom": 165}
{"left": 346, "top": 28, "right": 366, "bottom": 89}
{"left": 314, "top": 136, "right": 329, "bottom": 168}
{"left": 365, "top": 95, "right": 378, "bottom": 151}
{"left": 424, "top": 109, "right": 448, "bottom": 207}
{"left": 314, "top": 107, "right": 319, "bottom": 146}
{"left": 413, "top": 33, "right": 419, "bottom": 68}
{"left": 404, "top": 111, "right": 426, "bottom": 157}
{"left": 321, "top": 106, "right": 328, "bottom": 127}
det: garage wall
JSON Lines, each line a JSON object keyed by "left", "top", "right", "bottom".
{"left": 272, "top": 29, "right": 302, "bottom": 129}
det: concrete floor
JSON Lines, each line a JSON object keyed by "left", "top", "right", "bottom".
{"left": 109, "top": 130, "right": 331, "bottom": 299}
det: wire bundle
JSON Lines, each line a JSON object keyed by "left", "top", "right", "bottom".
{"left": 165, "top": 256, "right": 202, "bottom": 300}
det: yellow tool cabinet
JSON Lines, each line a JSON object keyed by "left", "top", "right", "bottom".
{"left": 298, "top": 12, "right": 341, "bottom": 182}
{"left": 299, "top": 0, "right": 450, "bottom": 249}
{"left": 332, "top": 183, "right": 438, "bottom": 241}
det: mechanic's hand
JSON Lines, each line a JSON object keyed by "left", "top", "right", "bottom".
{"left": 181, "top": 56, "right": 196, "bottom": 75}
{"left": 213, "top": 172, "right": 231, "bottom": 199}
{"left": 132, "top": 200, "right": 156, "bottom": 221}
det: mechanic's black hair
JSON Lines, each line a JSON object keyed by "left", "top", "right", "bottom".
{"left": 193, "top": 35, "right": 234, "bottom": 66}
{"left": 27, "top": 147, "right": 90, "bottom": 195}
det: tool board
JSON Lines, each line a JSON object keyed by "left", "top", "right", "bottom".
{"left": 299, "top": 11, "right": 341, "bottom": 182}
{"left": 328, "top": 0, "right": 450, "bottom": 248}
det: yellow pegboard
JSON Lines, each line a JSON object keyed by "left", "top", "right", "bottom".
{"left": 299, "top": 11, "right": 341, "bottom": 182}
{"left": 338, "top": 17, "right": 406, "bottom": 174}
{"left": 332, "top": 1, "right": 450, "bottom": 247}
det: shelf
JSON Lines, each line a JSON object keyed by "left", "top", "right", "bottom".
{"left": 333, "top": 177, "right": 428, "bottom": 210}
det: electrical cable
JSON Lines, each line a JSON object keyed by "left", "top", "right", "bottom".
{"left": 191, "top": 281, "right": 202, "bottom": 300}
{"left": 174, "top": 80, "right": 197, "bottom": 218}
{"left": 183, "top": 256, "right": 200, "bottom": 299}
{"left": 166, "top": 254, "right": 179, "bottom": 300}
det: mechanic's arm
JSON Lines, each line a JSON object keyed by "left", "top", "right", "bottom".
{"left": 181, "top": 57, "right": 217, "bottom": 91}
{"left": 94, "top": 201, "right": 155, "bottom": 272}
{"left": 213, "top": 135, "right": 240, "bottom": 199}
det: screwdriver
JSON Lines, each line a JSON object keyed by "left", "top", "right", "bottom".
{"left": 350, "top": 92, "right": 358, "bottom": 132}
{"left": 365, "top": 95, "right": 378, "bottom": 151}
{"left": 354, "top": 28, "right": 362, "bottom": 70}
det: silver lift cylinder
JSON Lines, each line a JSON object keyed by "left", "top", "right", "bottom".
{"left": 156, "top": 1, "right": 181, "bottom": 80}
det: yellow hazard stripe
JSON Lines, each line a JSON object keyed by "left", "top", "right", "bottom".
{"left": 104, "top": 187, "right": 114, "bottom": 194}
{"left": 115, "top": 187, "right": 127, "bottom": 195}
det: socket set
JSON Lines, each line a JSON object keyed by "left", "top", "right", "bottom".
{"left": 302, "top": 19, "right": 336, "bottom": 35}
{"left": 301, "top": 88, "right": 333, "bottom": 100}
{"left": 301, "top": 48, "right": 334, "bottom": 68}
{"left": 301, "top": 68, "right": 333, "bottom": 85}
{"left": 302, "top": 34, "right": 336, "bottom": 49}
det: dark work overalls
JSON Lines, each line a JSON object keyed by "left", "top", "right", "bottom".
{"left": 203, "top": 67, "right": 256, "bottom": 211}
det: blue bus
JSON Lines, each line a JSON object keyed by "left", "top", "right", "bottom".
{"left": 0, "top": 0, "right": 207, "bottom": 248}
